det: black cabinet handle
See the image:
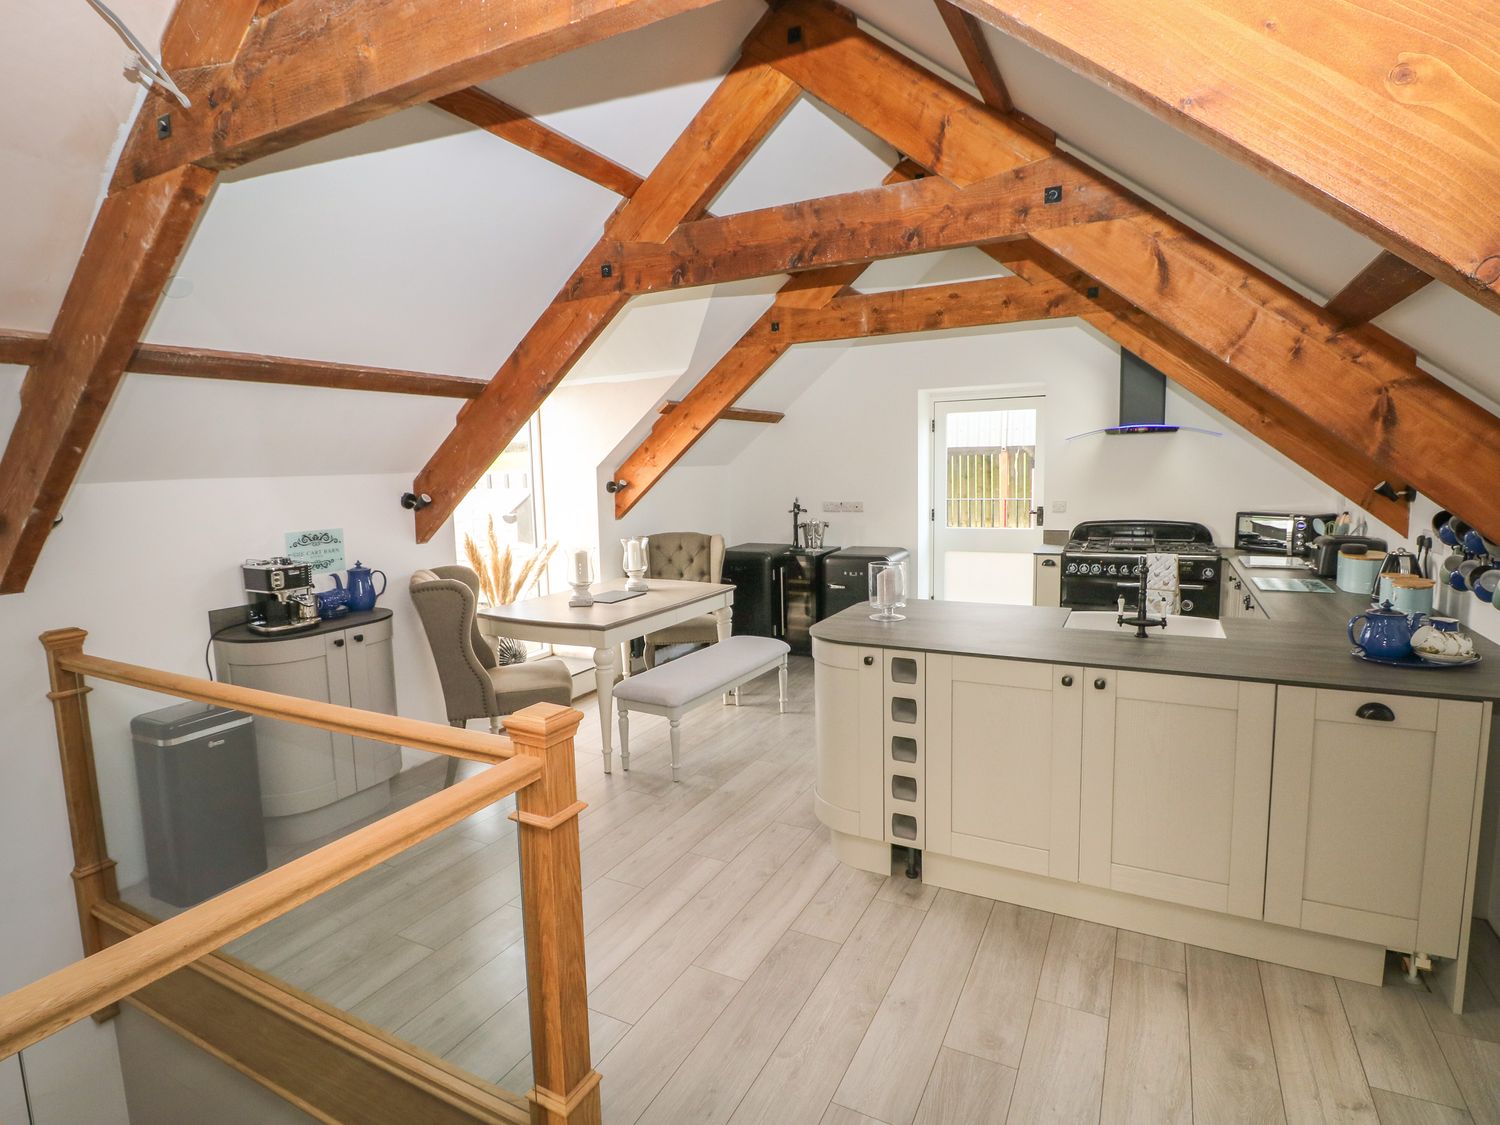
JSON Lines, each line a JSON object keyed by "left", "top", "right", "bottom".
{"left": 1061, "top": 674, "right": 1074, "bottom": 687}
{"left": 1356, "top": 702, "right": 1396, "bottom": 722}
{"left": 353, "top": 634, "right": 365, "bottom": 643}
{"left": 1094, "top": 677, "right": 1107, "bottom": 690}
{"left": 333, "top": 639, "right": 345, "bottom": 648}
{"left": 1042, "top": 558, "right": 1057, "bottom": 568}
{"left": 863, "top": 656, "right": 874, "bottom": 666}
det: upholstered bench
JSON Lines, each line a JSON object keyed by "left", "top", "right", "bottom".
{"left": 612, "top": 635, "right": 790, "bottom": 780}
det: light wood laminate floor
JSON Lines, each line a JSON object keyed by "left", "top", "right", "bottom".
{"left": 136, "top": 657, "right": 1500, "bottom": 1124}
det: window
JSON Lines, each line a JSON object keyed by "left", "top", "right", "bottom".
{"left": 943, "top": 407, "right": 1037, "bottom": 529}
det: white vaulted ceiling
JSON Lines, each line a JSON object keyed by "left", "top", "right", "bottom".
{"left": 3, "top": 0, "right": 1500, "bottom": 486}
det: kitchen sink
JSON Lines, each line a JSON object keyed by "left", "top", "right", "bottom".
{"left": 1063, "top": 611, "right": 1228, "bottom": 639}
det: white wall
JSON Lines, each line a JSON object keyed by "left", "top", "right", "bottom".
{"left": 719, "top": 321, "right": 1347, "bottom": 594}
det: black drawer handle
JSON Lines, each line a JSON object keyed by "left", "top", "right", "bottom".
{"left": 353, "top": 634, "right": 365, "bottom": 643}
{"left": 863, "top": 656, "right": 874, "bottom": 666}
{"left": 1042, "top": 558, "right": 1057, "bottom": 567}
{"left": 334, "top": 639, "right": 345, "bottom": 648}
{"left": 1094, "top": 677, "right": 1107, "bottom": 690}
{"left": 1356, "top": 702, "right": 1395, "bottom": 722}
{"left": 1061, "top": 674, "right": 1074, "bottom": 687}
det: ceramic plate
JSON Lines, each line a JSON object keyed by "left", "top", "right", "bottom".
{"left": 1414, "top": 649, "right": 1483, "bottom": 667}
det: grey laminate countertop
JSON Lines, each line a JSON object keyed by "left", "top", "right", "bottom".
{"left": 1222, "top": 550, "right": 1375, "bottom": 629}
{"left": 810, "top": 599, "right": 1500, "bottom": 701}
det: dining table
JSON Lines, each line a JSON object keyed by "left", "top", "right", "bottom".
{"left": 477, "top": 578, "right": 734, "bottom": 772}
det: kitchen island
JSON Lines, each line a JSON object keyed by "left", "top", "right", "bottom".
{"left": 810, "top": 599, "right": 1498, "bottom": 1010}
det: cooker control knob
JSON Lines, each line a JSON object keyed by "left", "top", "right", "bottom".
{"left": 1106, "top": 565, "right": 1117, "bottom": 576}
{"left": 1090, "top": 564, "right": 1103, "bottom": 576}
{"left": 1202, "top": 567, "right": 1215, "bottom": 579}
{"left": 1132, "top": 564, "right": 1143, "bottom": 576}
{"left": 1065, "top": 563, "right": 1077, "bottom": 574}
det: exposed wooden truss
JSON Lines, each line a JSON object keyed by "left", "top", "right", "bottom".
{"left": 432, "top": 87, "right": 643, "bottom": 197}
{"left": 659, "top": 402, "right": 783, "bottom": 425}
{"left": 612, "top": 1, "right": 1500, "bottom": 536}
{"left": 945, "top": 0, "right": 1500, "bottom": 314}
{"left": 0, "top": 166, "right": 217, "bottom": 593}
{"left": 1325, "top": 251, "right": 1434, "bottom": 329}
{"left": 410, "top": 43, "right": 804, "bottom": 543}
{"left": 113, "top": 0, "right": 724, "bottom": 189}
{"left": 0, "top": 330, "right": 486, "bottom": 398}
{"left": 934, "top": 0, "right": 1013, "bottom": 112}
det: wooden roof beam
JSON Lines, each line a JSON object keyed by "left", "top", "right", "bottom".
{"left": 1325, "top": 251, "right": 1434, "bottom": 330}
{"left": 411, "top": 34, "right": 805, "bottom": 543}
{"left": 113, "top": 0, "right": 724, "bottom": 190}
{"left": 933, "top": 0, "right": 1055, "bottom": 144}
{"left": 431, "top": 87, "right": 643, "bottom": 197}
{"left": 659, "top": 401, "right": 783, "bottom": 425}
{"left": 943, "top": 0, "right": 1500, "bottom": 315}
{"left": 0, "top": 329, "right": 487, "bottom": 398}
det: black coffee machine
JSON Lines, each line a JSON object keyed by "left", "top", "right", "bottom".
{"left": 242, "top": 557, "right": 319, "bottom": 634}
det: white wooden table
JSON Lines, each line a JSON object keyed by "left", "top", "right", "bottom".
{"left": 477, "top": 579, "right": 734, "bottom": 772}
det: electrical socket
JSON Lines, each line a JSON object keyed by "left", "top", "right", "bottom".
{"left": 821, "top": 501, "right": 840, "bottom": 513}
{"left": 1050, "top": 499, "right": 1068, "bottom": 513}
{"left": 845, "top": 501, "right": 864, "bottom": 513}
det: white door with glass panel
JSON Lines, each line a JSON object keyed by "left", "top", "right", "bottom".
{"left": 932, "top": 396, "right": 1044, "bottom": 603}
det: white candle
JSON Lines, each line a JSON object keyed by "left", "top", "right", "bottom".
{"left": 571, "top": 548, "right": 591, "bottom": 585}
{"left": 624, "top": 539, "right": 644, "bottom": 571}
{"left": 876, "top": 565, "right": 899, "bottom": 605}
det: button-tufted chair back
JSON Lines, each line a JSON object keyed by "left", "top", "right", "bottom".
{"left": 647, "top": 533, "right": 724, "bottom": 583}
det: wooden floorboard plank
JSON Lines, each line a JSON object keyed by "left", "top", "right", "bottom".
{"left": 586, "top": 852, "right": 725, "bottom": 990}
{"left": 834, "top": 890, "right": 993, "bottom": 1125}
{"left": 1338, "top": 976, "right": 1465, "bottom": 1109}
{"left": 394, "top": 938, "right": 528, "bottom": 1057}
{"left": 1036, "top": 915, "right": 1116, "bottom": 1019}
{"left": 597, "top": 966, "right": 743, "bottom": 1125}
{"left": 639, "top": 929, "right": 839, "bottom": 1125}
{"left": 1370, "top": 1088, "right": 1474, "bottom": 1124}
{"left": 1101, "top": 957, "right": 1191, "bottom": 1125}
{"left": 1418, "top": 964, "right": 1500, "bottom": 1045}
{"left": 790, "top": 862, "right": 886, "bottom": 945}
{"left": 912, "top": 1046, "right": 1016, "bottom": 1125}
{"left": 495, "top": 1008, "right": 631, "bottom": 1099}
{"left": 695, "top": 828, "right": 842, "bottom": 981}
{"left": 945, "top": 901, "right": 1053, "bottom": 1068}
{"left": 590, "top": 820, "right": 810, "bottom": 1023}
{"left": 731, "top": 898, "right": 926, "bottom": 1125}
{"left": 1260, "top": 962, "right": 1379, "bottom": 1124}
{"left": 1116, "top": 929, "right": 1186, "bottom": 974}
{"left": 1004, "top": 997, "right": 1108, "bottom": 1124}
{"left": 1433, "top": 1033, "right": 1500, "bottom": 1124}
{"left": 1186, "top": 944, "right": 1286, "bottom": 1125}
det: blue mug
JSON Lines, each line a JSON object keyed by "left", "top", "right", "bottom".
{"left": 1464, "top": 527, "right": 1488, "bottom": 556}
{"left": 316, "top": 588, "right": 349, "bottom": 619}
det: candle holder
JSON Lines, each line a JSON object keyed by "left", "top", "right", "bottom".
{"left": 621, "top": 535, "right": 650, "bottom": 592}
{"left": 869, "top": 560, "right": 907, "bottom": 621}
{"left": 568, "top": 546, "right": 595, "bottom": 608}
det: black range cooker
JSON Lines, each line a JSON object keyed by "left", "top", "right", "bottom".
{"left": 1060, "top": 520, "right": 1222, "bottom": 618}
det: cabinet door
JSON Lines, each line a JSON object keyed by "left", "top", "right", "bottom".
{"left": 927, "top": 655, "right": 1082, "bottom": 880}
{"left": 1033, "top": 555, "right": 1062, "bottom": 607}
{"left": 811, "top": 638, "right": 883, "bottom": 840}
{"left": 1081, "top": 670, "right": 1274, "bottom": 917}
{"left": 344, "top": 617, "right": 402, "bottom": 790}
{"left": 1266, "top": 688, "right": 1483, "bottom": 957}
{"left": 217, "top": 633, "right": 352, "bottom": 817}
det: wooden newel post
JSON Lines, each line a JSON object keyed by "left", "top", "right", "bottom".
{"left": 506, "top": 702, "right": 599, "bottom": 1125}
{"left": 39, "top": 628, "right": 120, "bottom": 1020}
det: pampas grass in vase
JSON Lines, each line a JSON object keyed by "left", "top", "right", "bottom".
{"left": 462, "top": 517, "right": 557, "bottom": 665}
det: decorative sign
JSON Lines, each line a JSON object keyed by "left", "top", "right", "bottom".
{"left": 284, "top": 528, "right": 345, "bottom": 576}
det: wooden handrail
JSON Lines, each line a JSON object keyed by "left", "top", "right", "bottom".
{"left": 58, "top": 650, "right": 514, "bottom": 764}
{"left": 0, "top": 755, "right": 540, "bottom": 1058}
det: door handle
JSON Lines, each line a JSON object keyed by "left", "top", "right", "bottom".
{"left": 1031, "top": 505, "right": 1045, "bottom": 527}
{"left": 827, "top": 583, "right": 847, "bottom": 591}
{"left": 1356, "top": 702, "right": 1396, "bottom": 722}
{"left": 1093, "top": 677, "right": 1107, "bottom": 690}
{"left": 1060, "top": 674, "right": 1074, "bottom": 687}
{"left": 333, "top": 639, "right": 345, "bottom": 648}
{"left": 1041, "top": 559, "right": 1057, "bottom": 568}
{"left": 353, "top": 634, "right": 365, "bottom": 643}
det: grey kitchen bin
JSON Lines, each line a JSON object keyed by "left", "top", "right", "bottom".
{"left": 131, "top": 701, "right": 268, "bottom": 907}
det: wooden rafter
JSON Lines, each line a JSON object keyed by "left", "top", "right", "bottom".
{"left": 1325, "top": 251, "right": 1434, "bottom": 330}
{"left": 659, "top": 402, "right": 783, "bottom": 425}
{"left": 410, "top": 40, "right": 804, "bottom": 543}
{"left": 944, "top": 0, "right": 1500, "bottom": 314}
{"left": 931, "top": 0, "right": 1055, "bottom": 145}
{"left": 619, "top": 1, "right": 1500, "bottom": 535}
{"left": 0, "top": 166, "right": 217, "bottom": 592}
{"left": 0, "top": 330, "right": 487, "bottom": 398}
{"left": 432, "top": 87, "right": 643, "bottom": 197}
{"left": 113, "top": 0, "right": 725, "bottom": 190}
{"left": 565, "top": 160, "right": 1138, "bottom": 299}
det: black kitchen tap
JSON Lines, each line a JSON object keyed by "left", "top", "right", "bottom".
{"left": 1118, "top": 565, "right": 1168, "bottom": 639}
{"left": 789, "top": 498, "right": 806, "bottom": 547}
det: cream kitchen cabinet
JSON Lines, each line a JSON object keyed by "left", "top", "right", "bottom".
{"left": 1080, "top": 670, "right": 1275, "bottom": 918}
{"left": 1266, "top": 687, "right": 1485, "bottom": 957}
{"left": 214, "top": 611, "right": 401, "bottom": 842}
{"left": 926, "top": 654, "right": 1081, "bottom": 880}
{"left": 811, "top": 639, "right": 884, "bottom": 842}
{"left": 1032, "top": 552, "right": 1062, "bottom": 607}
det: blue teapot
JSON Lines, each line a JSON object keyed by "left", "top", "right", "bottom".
{"left": 1348, "top": 603, "right": 1424, "bottom": 661}
{"left": 334, "top": 560, "right": 386, "bottom": 613}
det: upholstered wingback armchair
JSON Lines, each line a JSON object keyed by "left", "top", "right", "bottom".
{"left": 410, "top": 565, "right": 572, "bottom": 784}
{"left": 643, "top": 532, "right": 726, "bottom": 668}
